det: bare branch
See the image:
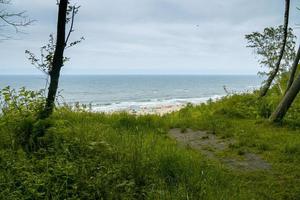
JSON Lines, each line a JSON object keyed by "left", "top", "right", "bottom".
{"left": 0, "top": 12, "right": 33, "bottom": 31}
{"left": 65, "top": 6, "right": 76, "bottom": 45}
{"left": 0, "top": 0, "right": 34, "bottom": 39}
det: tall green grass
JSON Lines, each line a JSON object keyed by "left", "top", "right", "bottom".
{"left": 0, "top": 110, "right": 258, "bottom": 199}
{"left": 0, "top": 87, "right": 300, "bottom": 199}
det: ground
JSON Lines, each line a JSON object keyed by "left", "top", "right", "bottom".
{"left": 1, "top": 92, "right": 300, "bottom": 199}
{"left": 169, "top": 128, "right": 271, "bottom": 171}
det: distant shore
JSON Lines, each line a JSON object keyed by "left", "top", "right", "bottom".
{"left": 91, "top": 96, "right": 223, "bottom": 115}
{"left": 118, "top": 103, "right": 186, "bottom": 115}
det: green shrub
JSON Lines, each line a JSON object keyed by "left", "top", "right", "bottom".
{"left": 0, "top": 87, "right": 45, "bottom": 151}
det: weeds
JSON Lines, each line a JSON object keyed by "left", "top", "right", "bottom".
{"left": 0, "top": 87, "right": 299, "bottom": 199}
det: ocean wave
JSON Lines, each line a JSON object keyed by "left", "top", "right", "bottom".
{"left": 91, "top": 95, "right": 223, "bottom": 113}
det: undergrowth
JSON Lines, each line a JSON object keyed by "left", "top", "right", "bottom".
{"left": 0, "top": 85, "right": 299, "bottom": 199}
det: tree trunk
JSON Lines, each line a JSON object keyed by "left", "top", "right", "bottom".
{"left": 270, "top": 74, "right": 300, "bottom": 122}
{"left": 260, "top": 0, "right": 290, "bottom": 97}
{"left": 286, "top": 44, "right": 300, "bottom": 93}
{"left": 40, "top": 0, "right": 68, "bottom": 119}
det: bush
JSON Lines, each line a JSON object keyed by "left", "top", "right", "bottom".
{"left": 0, "top": 87, "right": 45, "bottom": 151}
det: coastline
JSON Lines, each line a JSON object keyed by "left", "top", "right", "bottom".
{"left": 90, "top": 95, "right": 223, "bottom": 115}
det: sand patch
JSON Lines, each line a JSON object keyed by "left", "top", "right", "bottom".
{"left": 169, "top": 128, "right": 271, "bottom": 171}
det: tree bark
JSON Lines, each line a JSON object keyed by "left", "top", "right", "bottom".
{"left": 40, "top": 0, "right": 68, "bottom": 119}
{"left": 260, "top": 0, "right": 290, "bottom": 97}
{"left": 286, "top": 44, "right": 300, "bottom": 93}
{"left": 270, "top": 73, "right": 300, "bottom": 122}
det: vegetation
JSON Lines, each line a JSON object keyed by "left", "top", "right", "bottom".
{"left": 0, "top": 78, "right": 300, "bottom": 199}
{"left": 245, "top": 0, "right": 292, "bottom": 98}
{"left": 25, "top": 0, "right": 82, "bottom": 120}
{"left": 245, "top": 5, "right": 300, "bottom": 122}
{"left": 245, "top": 26, "right": 296, "bottom": 90}
{"left": 1, "top": 1, "right": 300, "bottom": 199}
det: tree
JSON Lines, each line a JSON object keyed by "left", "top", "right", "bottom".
{"left": 246, "top": 0, "right": 292, "bottom": 97}
{"left": 269, "top": 74, "right": 300, "bottom": 122}
{"left": 246, "top": 26, "right": 296, "bottom": 93}
{"left": 41, "top": 0, "right": 68, "bottom": 119}
{"left": 0, "top": 0, "right": 32, "bottom": 40}
{"left": 286, "top": 45, "right": 300, "bottom": 92}
{"left": 26, "top": 0, "right": 83, "bottom": 119}
{"left": 260, "top": 0, "right": 290, "bottom": 97}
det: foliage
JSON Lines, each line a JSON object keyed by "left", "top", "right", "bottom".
{"left": 0, "top": 100, "right": 249, "bottom": 199}
{"left": 0, "top": 85, "right": 300, "bottom": 199}
{"left": 25, "top": 5, "right": 84, "bottom": 75}
{"left": 0, "top": 86, "right": 44, "bottom": 116}
{"left": 245, "top": 26, "right": 296, "bottom": 77}
{"left": 25, "top": 34, "right": 66, "bottom": 75}
{"left": 0, "top": 87, "right": 45, "bottom": 151}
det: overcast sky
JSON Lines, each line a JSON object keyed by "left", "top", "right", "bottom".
{"left": 1, "top": 0, "right": 300, "bottom": 75}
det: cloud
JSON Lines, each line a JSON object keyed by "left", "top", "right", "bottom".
{"left": 1, "top": 0, "right": 299, "bottom": 74}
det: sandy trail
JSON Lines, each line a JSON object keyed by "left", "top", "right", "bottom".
{"left": 169, "top": 128, "right": 271, "bottom": 171}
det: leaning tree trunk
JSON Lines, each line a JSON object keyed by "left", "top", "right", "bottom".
{"left": 260, "top": 0, "right": 290, "bottom": 97}
{"left": 286, "top": 44, "right": 300, "bottom": 93}
{"left": 40, "top": 0, "right": 68, "bottom": 119}
{"left": 270, "top": 73, "right": 300, "bottom": 122}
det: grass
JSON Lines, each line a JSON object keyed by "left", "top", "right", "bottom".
{"left": 165, "top": 93, "right": 300, "bottom": 199}
{"left": 0, "top": 88, "right": 300, "bottom": 199}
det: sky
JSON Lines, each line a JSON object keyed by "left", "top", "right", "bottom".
{"left": 1, "top": 0, "right": 300, "bottom": 75}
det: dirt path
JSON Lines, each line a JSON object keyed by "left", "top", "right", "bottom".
{"left": 169, "top": 128, "right": 271, "bottom": 171}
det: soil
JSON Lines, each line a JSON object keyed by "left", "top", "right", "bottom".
{"left": 169, "top": 128, "right": 271, "bottom": 171}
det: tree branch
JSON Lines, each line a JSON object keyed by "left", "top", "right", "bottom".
{"left": 65, "top": 6, "right": 76, "bottom": 45}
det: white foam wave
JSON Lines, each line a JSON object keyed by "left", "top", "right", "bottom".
{"left": 91, "top": 95, "right": 223, "bottom": 113}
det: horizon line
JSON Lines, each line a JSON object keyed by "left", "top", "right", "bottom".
{"left": 0, "top": 73, "right": 259, "bottom": 76}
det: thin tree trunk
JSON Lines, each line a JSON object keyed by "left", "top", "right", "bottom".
{"left": 40, "top": 0, "right": 68, "bottom": 119}
{"left": 270, "top": 73, "right": 300, "bottom": 122}
{"left": 286, "top": 44, "right": 300, "bottom": 93}
{"left": 260, "top": 0, "right": 290, "bottom": 97}
{"left": 278, "top": 81, "right": 283, "bottom": 95}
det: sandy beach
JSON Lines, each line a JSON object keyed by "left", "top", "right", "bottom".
{"left": 127, "top": 104, "right": 187, "bottom": 115}
{"left": 92, "top": 103, "right": 185, "bottom": 115}
{"left": 91, "top": 97, "right": 222, "bottom": 115}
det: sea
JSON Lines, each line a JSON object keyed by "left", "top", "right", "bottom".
{"left": 0, "top": 75, "right": 262, "bottom": 112}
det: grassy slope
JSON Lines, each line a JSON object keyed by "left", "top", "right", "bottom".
{"left": 0, "top": 92, "right": 300, "bottom": 199}
{"left": 166, "top": 92, "right": 300, "bottom": 199}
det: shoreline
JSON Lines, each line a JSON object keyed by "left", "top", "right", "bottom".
{"left": 90, "top": 95, "right": 223, "bottom": 115}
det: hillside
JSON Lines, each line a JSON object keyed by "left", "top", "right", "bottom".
{"left": 0, "top": 88, "right": 299, "bottom": 199}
